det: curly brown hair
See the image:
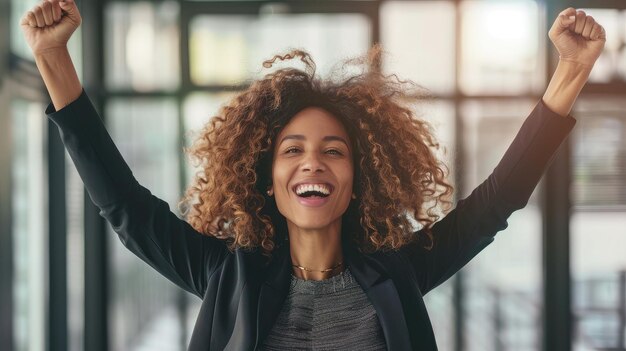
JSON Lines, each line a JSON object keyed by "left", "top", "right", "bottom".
{"left": 178, "top": 44, "right": 454, "bottom": 260}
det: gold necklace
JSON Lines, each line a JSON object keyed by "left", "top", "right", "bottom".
{"left": 292, "top": 261, "right": 344, "bottom": 273}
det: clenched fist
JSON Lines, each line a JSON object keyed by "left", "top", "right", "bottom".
{"left": 549, "top": 8, "right": 606, "bottom": 67}
{"left": 20, "top": 0, "right": 82, "bottom": 56}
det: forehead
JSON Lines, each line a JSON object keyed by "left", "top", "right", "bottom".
{"left": 277, "top": 107, "right": 348, "bottom": 139}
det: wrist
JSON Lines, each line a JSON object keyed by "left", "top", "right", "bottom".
{"left": 557, "top": 56, "right": 595, "bottom": 72}
{"left": 33, "top": 46, "right": 82, "bottom": 111}
{"left": 34, "top": 46, "right": 70, "bottom": 61}
{"left": 541, "top": 59, "right": 592, "bottom": 117}
{"left": 552, "top": 59, "right": 593, "bottom": 90}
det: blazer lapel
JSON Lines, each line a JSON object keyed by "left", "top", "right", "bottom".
{"left": 345, "top": 245, "right": 413, "bottom": 351}
{"left": 255, "top": 244, "right": 291, "bottom": 349}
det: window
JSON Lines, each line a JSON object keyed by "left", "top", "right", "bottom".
{"left": 416, "top": 99, "right": 456, "bottom": 350}
{"left": 182, "top": 91, "right": 236, "bottom": 184}
{"left": 571, "top": 97, "right": 626, "bottom": 350}
{"left": 461, "top": 99, "right": 542, "bottom": 351}
{"left": 189, "top": 13, "right": 370, "bottom": 85}
{"left": 460, "top": 1, "right": 544, "bottom": 95}
{"left": 106, "top": 98, "right": 183, "bottom": 349}
{"left": 381, "top": 1, "right": 456, "bottom": 95}
{"left": 105, "top": 1, "right": 180, "bottom": 91}
{"left": 11, "top": 99, "right": 47, "bottom": 351}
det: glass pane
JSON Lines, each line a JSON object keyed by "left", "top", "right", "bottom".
{"left": 416, "top": 100, "right": 456, "bottom": 178}
{"left": 11, "top": 99, "right": 47, "bottom": 351}
{"left": 66, "top": 153, "right": 84, "bottom": 351}
{"left": 572, "top": 99, "right": 626, "bottom": 207}
{"left": 460, "top": 1, "right": 544, "bottom": 95}
{"left": 381, "top": 1, "right": 456, "bottom": 95}
{"left": 621, "top": 11, "right": 626, "bottom": 81}
{"left": 578, "top": 9, "right": 623, "bottom": 84}
{"left": 66, "top": 18, "right": 85, "bottom": 351}
{"left": 571, "top": 97, "right": 626, "bottom": 350}
{"left": 189, "top": 13, "right": 370, "bottom": 85}
{"left": 105, "top": 2, "right": 180, "bottom": 91}
{"left": 406, "top": 98, "right": 456, "bottom": 219}
{"left": 424, "top": 279, "right": 455, "bottom": 350}
{"left": 415, "top": 99, "right": 456, "bottom": 349}
{"left": 461, "top": 99, "right": 542, "bottom": 351}
{"left": 106, "top": 98, "right": 185, "bottom": 350}
{"left": 182, "top": 91, "right": 236, "bottom": 184}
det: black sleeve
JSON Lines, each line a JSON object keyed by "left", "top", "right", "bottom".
{"left": 400, "top": 99, "right": 577, "bottom": 295}
{"left": 46, "top": 89, "right": 230, "bottom": 298}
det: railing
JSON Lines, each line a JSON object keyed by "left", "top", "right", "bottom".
{"left": 466, "top": 271, "right": 626, "bottom": 351}
{"left": 573, "top": 271, "right": 626, "bottom": 350}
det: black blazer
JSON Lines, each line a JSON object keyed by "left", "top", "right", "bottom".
{"left": 46, "top": 90, "right": 576, "bottom": 350}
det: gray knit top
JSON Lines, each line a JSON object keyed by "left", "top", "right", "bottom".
{"left": 260, "top": 266, "right": 387, "bottom": 350}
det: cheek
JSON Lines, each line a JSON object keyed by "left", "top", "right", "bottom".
{"left": 270, "top": 161, "right": 294, "bottom": 216}
{"left": 340, "top": 163, "right": 354, "bottom": 185}
{"left": 271, "top": 160, "right": 290, "bottom": 188}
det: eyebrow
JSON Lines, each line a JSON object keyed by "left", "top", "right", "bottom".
{"left": 279, "top": 134, "right": 349, "bottom": 148}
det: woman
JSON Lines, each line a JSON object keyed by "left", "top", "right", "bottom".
{"left": 21, "top": 1, "right": 605, "bottom": 350}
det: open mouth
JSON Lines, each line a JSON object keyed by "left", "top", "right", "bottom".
{"left": 292, "top": 184, "right": 334, "bottom": 199}
{"left": 298, "top": 190, "right": 329, "bottom": 198}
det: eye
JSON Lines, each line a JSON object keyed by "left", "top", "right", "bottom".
{"left": 326, "top": 149, "right": 343, "bottom": 155}
{"left": 285, "top": 147, "right": 300, "bottom": 154}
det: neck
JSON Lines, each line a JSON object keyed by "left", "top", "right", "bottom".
{"left": 287, "top": 220, "right": 344, "bottom": 281}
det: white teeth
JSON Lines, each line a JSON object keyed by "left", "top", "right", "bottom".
{"left": 295, "top": 184, "right": 331, "bottom": 196}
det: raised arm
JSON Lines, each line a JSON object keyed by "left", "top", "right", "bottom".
{"left": 542, "top": 8, "right": 606, "bottom": 116}
{"left": 21, "top": 0, "right": 229, "bottom": 298}
{"left": 401, "top": 8, "right": 606, "bottom": 295}
{"left": 21, "top": 0, "right": 82, "bottom": 110}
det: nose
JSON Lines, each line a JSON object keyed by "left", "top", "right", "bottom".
{"left": 300, "top": 152, "right": 326, "bottom": 173}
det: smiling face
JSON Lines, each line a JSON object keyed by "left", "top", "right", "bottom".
{"left": 270, "top": 107, "right": 354, "bottom": 232}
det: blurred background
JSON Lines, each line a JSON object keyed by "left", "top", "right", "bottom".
{"left": 1, "top": 0, "right": 626, "bottom": 350}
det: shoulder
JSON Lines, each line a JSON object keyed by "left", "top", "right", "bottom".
{"left": 360, "top": 247, "right": 414, "bottom": 277}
